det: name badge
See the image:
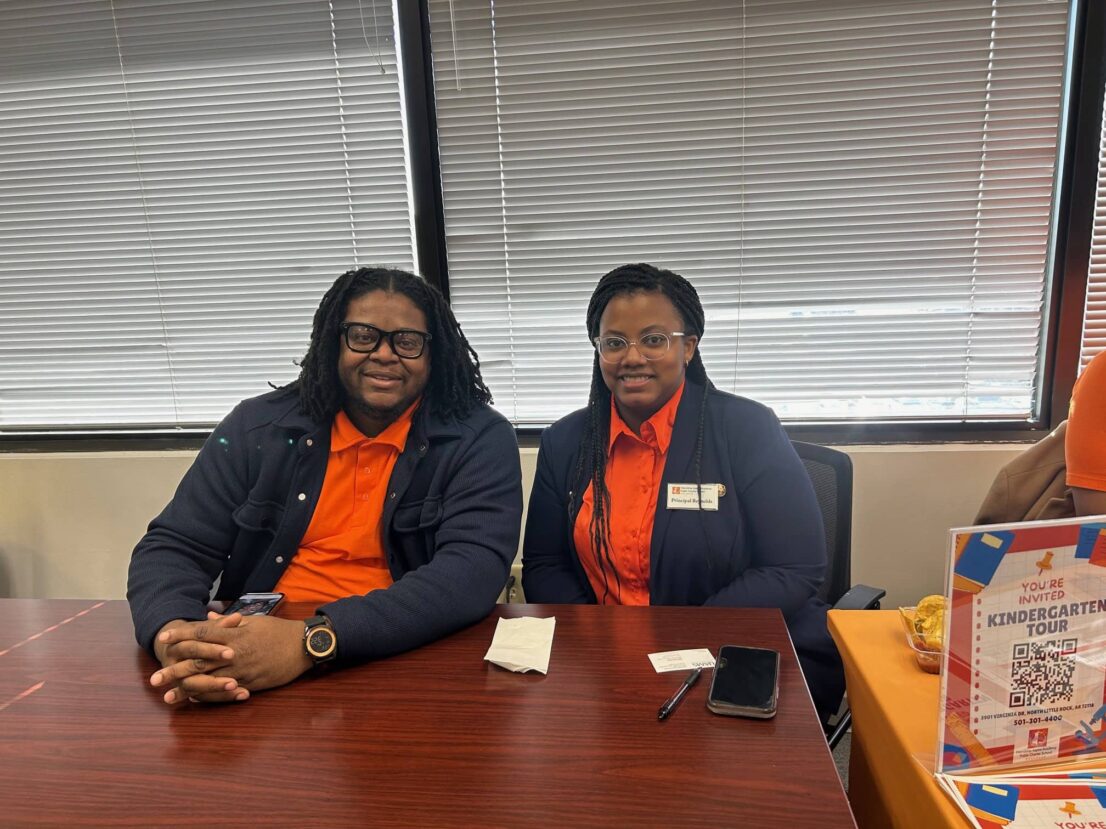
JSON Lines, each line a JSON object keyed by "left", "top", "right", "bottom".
{"left": 666, "top": 483, "right": 723, "bottom": 511}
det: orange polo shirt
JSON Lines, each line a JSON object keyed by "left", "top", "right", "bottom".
{"left": 573, "top": 382, "right": 685, "bottom": 605}
{"left": 1068, "top": 349, "right": 1106, "bottom": 492}
{"left": 275, "top": 401, "right": 418, "bottom": 603}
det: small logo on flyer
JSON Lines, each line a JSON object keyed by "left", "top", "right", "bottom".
{"left": 1027, "top": 728, "right": 1049, "bottom": 748}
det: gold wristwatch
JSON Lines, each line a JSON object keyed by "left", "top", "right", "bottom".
{"left": 303, "top": 615, "right": 337, "bottom": 665}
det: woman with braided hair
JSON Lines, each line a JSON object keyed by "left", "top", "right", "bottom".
{"left": 522, "top": 263, "right": 843, "bottom": 721}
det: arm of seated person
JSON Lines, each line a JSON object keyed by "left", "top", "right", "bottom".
{"left": 128, "top": 405, "right": 253, "bottom": 655}
{"left": 703, "top": 416, "right": 825, "bottom": 615}
{"left": 1074, "top": 486, "right": 1106, "bottom": 518}
{"left": 521, "top": 430, "right": 594, "bottom": 603}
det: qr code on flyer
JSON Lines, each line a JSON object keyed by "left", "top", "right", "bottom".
{"left": 1009, "top": 638, "right": 1077, "bottom": 707}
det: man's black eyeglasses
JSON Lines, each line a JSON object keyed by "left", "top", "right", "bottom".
{"left": 339, "top": 323, "right": 432, "bottom": 359}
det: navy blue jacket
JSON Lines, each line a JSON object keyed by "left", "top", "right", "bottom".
{"left": 127, "top": 387, "right": 523, "bottom": 664}
{"left": 522, "top": 380, "right": 842, "bottom": 718}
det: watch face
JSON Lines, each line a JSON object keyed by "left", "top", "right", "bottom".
{"left": 307, "top": 627, "right": 336, "bottom": 659}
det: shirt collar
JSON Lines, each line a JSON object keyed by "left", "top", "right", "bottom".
{"left": 331, "top": 398, "right": 421, "bottom": 453}
{"left": 608, "top": 380, "right": 685, "bottom": 455}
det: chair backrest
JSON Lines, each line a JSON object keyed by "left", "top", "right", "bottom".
{"left": 791, "top": 440, "right": 853, "bottom": 607}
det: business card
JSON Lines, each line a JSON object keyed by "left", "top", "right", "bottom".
{"left": 647, "top": 648, "right": 716, "bottom": 673}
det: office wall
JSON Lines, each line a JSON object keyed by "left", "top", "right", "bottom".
{"left": 0, "top": 444, "right": 1024, "bottom": 606}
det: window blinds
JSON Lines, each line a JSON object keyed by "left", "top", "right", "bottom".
{"left": 1081, "top": 80, "right": 1106, "bottom": 369}
{"left": 429, "top": 0, "right": 1071, "bottom": 425}
{"left": 0, "top": 0, "right": 411, "bottom": 430}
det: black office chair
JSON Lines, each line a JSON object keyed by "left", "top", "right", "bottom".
{"left": 791, "top": 440, "right": 886, "bottom": 749}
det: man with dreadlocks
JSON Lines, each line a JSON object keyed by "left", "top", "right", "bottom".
{"left": 522, "top": 263, "right": 843, "bottom": 721}
{"left": 128, "top": 267, "right": 522, "bottom": 705}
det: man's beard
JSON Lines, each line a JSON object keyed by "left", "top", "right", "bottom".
{"left": 347, "top": 394, "right": 406, "bottom": 424}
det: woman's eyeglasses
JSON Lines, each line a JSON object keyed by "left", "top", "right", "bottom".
{"left": 593, "top": 332, "right": 684, "bottom": 363}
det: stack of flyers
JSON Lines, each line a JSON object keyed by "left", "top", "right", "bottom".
{"left": 936, "top": 770, "right": 1106, "bottom": 828}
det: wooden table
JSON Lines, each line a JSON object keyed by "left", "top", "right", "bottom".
{"left": 0, "top": 600, "right": 854, "bottom": 827}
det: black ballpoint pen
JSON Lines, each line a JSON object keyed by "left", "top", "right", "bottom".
{"left": 657, "top": 668, "right": 703, "bottom": 720}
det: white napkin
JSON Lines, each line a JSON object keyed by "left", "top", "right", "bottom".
{"left": 483, "top": 616, "right": 556, "bottom": 674}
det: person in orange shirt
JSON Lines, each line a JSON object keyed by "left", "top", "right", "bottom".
{"left": 128, "top": 267, "right": 522, "bottom": 705}
{"left": 522, "top": 263, "right": 842, "bottom": 721}
{"left": 1067, "top": 349, "right": 1106, "bottom": 516}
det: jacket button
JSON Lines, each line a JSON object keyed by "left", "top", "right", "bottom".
{"left": 275, "top": 556, "right": 284, "bottom": 564}
{"left": 298, "top": 493, "right": 306, "bottom": 501}
{"left": 389, "top": 491, "right": 396, "bottom": 499}
{"left": 419, "top": 444, "right": 427, "bottom": 454}
{"left": 306, "top": 438, "right": 314, "bottom": 447}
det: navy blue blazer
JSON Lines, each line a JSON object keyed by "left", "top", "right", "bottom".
{"left": 522, "top": 379, "right": 843, "bottom": 718}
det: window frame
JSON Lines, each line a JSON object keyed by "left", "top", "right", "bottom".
{"left": 2, "top": 0, "right": 1103, "bottom": 450}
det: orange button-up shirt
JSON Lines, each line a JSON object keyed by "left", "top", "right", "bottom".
{"left": 276, "top": 401, "right": 419, "bottom": 603}
{"left": 573, "top": 382, "right": 685, "bottom": 605}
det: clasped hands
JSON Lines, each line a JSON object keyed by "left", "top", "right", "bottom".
{"left": 151, "top": 611, "right": 313, "bottom": 705}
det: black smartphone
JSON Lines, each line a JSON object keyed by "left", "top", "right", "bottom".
{"left": 706, "top": 645, "right": 780, "bottom": 719}
{"left": 224, "top": 592, "right": 284, "bottom": 616}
